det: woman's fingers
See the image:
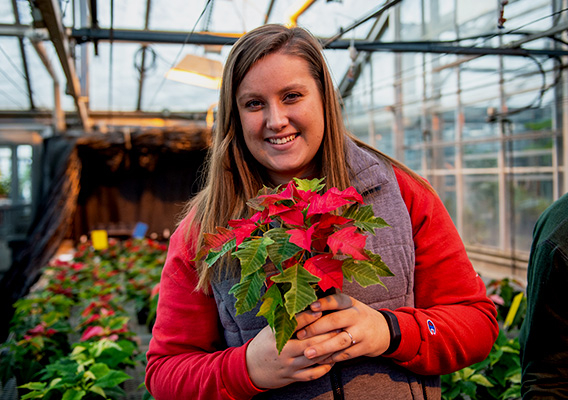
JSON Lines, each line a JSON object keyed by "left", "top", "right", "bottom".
{"left": 296, "top": 305, "right": 358, "bottom": 340}
{"left": 309, "top": 292, "right": 353, "bottom": 313}
{"left": 303, "top": 329, "right": 358, "bottom": 361}
{"left": 295, "top": 309, "right": 323, "bottom": 330}
{"left": 297, "top": 296, "right": 392, "bottom": 361}
{"left": 246, "top": 317, "right": 341, "bottom": 389}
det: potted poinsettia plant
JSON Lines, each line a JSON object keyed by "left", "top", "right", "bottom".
{"left": 195, "top": 177, "right": 393, "bottom": 353}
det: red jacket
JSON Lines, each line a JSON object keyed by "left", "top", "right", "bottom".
{"left": 145, "top": 166, "right": 499, "bottom": 399}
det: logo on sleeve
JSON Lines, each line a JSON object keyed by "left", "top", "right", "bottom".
{"left": 427, "top": 319, "right": 436, "bottom": 335}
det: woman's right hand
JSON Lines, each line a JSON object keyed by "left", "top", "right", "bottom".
{"left": 245, "top": 309, "right": 339, "bottom": 389}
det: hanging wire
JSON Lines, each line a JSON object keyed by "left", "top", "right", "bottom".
{"left": 351, "top": 6, "right": 568, "bottom": 114}
{"left": 0, "top": 63, "right": 30, "bottom": 99}
{"left": 486, "top": 54, "right": 549, "bottom": 122}
{"left": 134, "top": 46, "right": 158, "bottom": 74}
{"left": 0, "top": 86, "right": 26, "bottom": 109}
{"left": 0, "top": 43, "right": 29, "bottom": 84}
{"left": 146, "top": 0, "right": 213, "bottom": 110}
{"left": 202, "top": 0, "right": 215, "bottom": 31}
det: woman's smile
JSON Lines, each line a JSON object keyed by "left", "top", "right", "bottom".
{"left": 267, "top": 133, "right": 299, "bottom": 145}
{"left": 236, "top": 51, "right": 325, "bottom": 186}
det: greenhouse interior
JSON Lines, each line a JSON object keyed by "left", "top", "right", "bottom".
{"left": 0, "top": 0, "right": 567, "bottom": 399}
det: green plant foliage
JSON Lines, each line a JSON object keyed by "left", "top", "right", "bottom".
{"left": 1, "top": 237, "right": 167, "bottom": 399}
{"left": 0, "top": 176, "right": 10, "bottom": 197}
{"left": 441, "top": 278, "right": 524, "bottom": 400}
{"left": 18, "top": 340, "right": 134, "bottom": 399}
{"left": 487, "top": 278, "right": 527, "bottom": 330}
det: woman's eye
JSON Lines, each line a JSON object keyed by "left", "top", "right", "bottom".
{"left": 245, "top": 100, "right": 262, "bottom": 109}
{"left": 284, "top": 93, "right": 301, "bottom": 101}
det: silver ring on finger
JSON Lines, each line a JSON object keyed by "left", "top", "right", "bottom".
{"left": 342, "top": 329, "right": 356, "bottom": 346}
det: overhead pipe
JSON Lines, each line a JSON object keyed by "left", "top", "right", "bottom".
{"left": 286, "top": 0, "right": 317, "bottom": 27}
{"left": 69, "top": 28, "right": 568, "bottom": 57}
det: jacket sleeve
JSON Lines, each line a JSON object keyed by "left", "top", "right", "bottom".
{"left": 145, "top": 217, "right": 264, "bottom": 400}
{"left": 384, "top": 166, "right": 499, "bottom": 375}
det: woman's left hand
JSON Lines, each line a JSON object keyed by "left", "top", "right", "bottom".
{"left": 295, "top": 292, "right": 391, "bottom": 363}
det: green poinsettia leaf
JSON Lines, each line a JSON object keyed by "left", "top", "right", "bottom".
{"left": 18, "top": 382, "right": 47, "bottom": 391}
{"left": 88, "top": 386, "right": 107, "bottom": 398}
{"left": 271, "top": 264, "right": 320, "bottom": 317}
{"left": 265, "top": 228, "right": 302, "bottom": 270}
{"left": 366, "top": 251, "right": 394, "bottom": 277}
{"left": 229, "top": 269, "right": 266, "bottom": 315}
{"left": 293, "top": 177, "right": 326, "bottom": 192}
{"left": 342, "top": 251, "right": 393, "bottom": 288}
{"left": 469, "top": 373, "right": 495, "bottom": 387}
{"left": 257, "top": 284, "right": 283, "bottom": 329}
{"left": 62, "top": 389, "right": 87, "bottom": 400}
{"left": 234, "top": 236, "right": 274, "bottom": 277}
{"left": 342, "top": 204, "right": 390, "bottom": 234}
{"left": 273, "top": 305, "right": 297, "bottom": 354}
{"left": 94, "top": 369, "right": 132, "bottom": 388}
{"left": 342, "top": 259, "right": 386, "bottom": 288}
{"left": 89, "top": 363, "right": 110, "bottom": 378}
{"left": 204, "top": 238, "right": 236, "bottom": 267}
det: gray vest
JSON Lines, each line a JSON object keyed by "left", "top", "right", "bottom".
{"left": 211, "top": 141, "right": 441, "bottom": 399}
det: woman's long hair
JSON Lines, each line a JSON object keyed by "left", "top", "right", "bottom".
{"left": 185, "top": 24, "right": 430, "bottom": 291}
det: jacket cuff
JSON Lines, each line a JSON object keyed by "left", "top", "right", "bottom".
{"left": 222, "top": 340, "right": 266, "bottom": 399}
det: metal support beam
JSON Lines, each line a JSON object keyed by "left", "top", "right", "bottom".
{"left": 69, "top": 28, "right": 568, "bottom": 58}
{"left": 322, "top": 0, "right": 403, "bottom": 47}
{"left": 72, "top": 28, "right": 242, "bottom": 45}
{"left": 0, "top": 23, "right": 35, "bottom": 37}
{"left": 264, "top": 0, "right": 276, "bottom": 24}
{"left": 32, "top": 0, "right": 91, "bottom": 131}
{"left": 349, "top": 41, "right": 568, "bottom": 57}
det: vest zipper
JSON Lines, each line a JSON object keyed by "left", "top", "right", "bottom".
{"left": 329, "top": 364, "right": 344, "bottom": 400}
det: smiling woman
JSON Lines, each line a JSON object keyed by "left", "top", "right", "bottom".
{"left": 145, "top": 24, "right": 499, "bottom": 400}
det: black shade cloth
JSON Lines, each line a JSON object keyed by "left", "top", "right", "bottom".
{"left": 72, "top": 128, "right": 208, "bottom": 240}
{"left": 0, "top": 136, "right": 79, "bottom": 341}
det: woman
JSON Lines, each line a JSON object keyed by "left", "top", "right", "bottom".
{"left": 145, "top": 24, "right": 498, "bottom": 399}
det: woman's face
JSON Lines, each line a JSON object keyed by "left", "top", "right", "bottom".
{"left": 235, "top": 51, "right": 325, "bottom": 186}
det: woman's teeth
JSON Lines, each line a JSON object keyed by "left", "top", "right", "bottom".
{"left": 268, "top": 134, "right": 297, "bottom": 145}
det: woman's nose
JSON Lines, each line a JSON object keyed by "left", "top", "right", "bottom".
{"left": 265, "top": 104, "right": 288, "bottom": 132}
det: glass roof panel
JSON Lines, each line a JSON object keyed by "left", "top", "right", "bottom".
{"left": 1, "top": 0, "right": 563, "bottom": 121}
{"left": 89, "top": 42, "right": 146, "bottom": 111}
{"left": 23, "top": 40, "right": 56, "bottom": 111}
{"left": 0, "top": 37, "right": 30, "bottom": 110}
{"left": 96, "top": 0, "right": 147, "bottom": 30}
{"left": 140, "top": 43, "right": 225, "bottom": 112}
{"left": 0, "top": 1, "right": 15, "bottom": 24}
{"left": 208, "top": 0, "right": 270, "bottom": 33}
